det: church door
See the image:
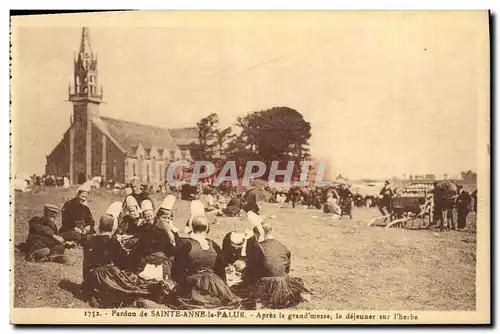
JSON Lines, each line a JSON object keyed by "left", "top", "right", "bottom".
{"left": 77, "top": 172, "right": 86, "bottom": 184}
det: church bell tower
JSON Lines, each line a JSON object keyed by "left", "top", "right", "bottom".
{"left": 68, "top": 27, "right": 103, "bottom": 184}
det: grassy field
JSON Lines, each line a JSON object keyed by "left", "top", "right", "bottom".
{"left": 12, "top": 186, "right": 477, "bottom": 310}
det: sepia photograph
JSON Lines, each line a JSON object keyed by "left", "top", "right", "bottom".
{"left": 10, "top": 10, "right": 490, "bottom": 324}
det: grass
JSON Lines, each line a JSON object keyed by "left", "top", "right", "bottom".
{"left": 12, "top": 186, "right": 477, "bottom": 310}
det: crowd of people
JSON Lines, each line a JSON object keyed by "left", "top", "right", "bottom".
{"left": 266, "top": 183, "right": 355, "bottom": 219}
{"left": 21, "top": 179, "right": 312, "bottom": 310}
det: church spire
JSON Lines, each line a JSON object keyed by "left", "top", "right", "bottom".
{"left": 69, "top": 27, "right": 103, "bottom": 103}
{"left": 79, "top": 27, "right": 93, "bottom": 56}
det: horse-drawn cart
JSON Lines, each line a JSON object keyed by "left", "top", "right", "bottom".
{"left": 368, "top": 182, "right": 434, "bottom": 229}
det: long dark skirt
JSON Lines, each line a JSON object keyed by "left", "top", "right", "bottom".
{"left": 170, "top": 270, "right": 241, "bottom": 310}
{"left": 249, "top": 276, "right": 311, "bottom": 309}
{"left": 82, "top": 265, "right": 168, "bottom": 308}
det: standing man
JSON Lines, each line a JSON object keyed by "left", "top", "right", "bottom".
{"left": 456, "top": 186, "right": 472, "bottom": 230}
{"left": 378, "top": 181, "right": 393, "bottom": 220}
{"left": 338, "top": 184, "right": 354, "bottom": 218}
{"left": 431, "top": 182, "right": 444, "bottom": 229}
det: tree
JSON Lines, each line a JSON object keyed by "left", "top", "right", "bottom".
{"left": 461, "top": 170, "right": 477, "bottom": 181}
{"left": 190, "top": 113, "right": 232, "bottom": 161}
{"left": 214, "top": 126, "right": 232, "bottom": 157}
{"left": 227, "top": 106, "right": 312, "bottom": 179}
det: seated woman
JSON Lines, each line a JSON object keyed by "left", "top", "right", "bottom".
{"left": 221, "top": 231, "right": 247, "bottom": 268}
{"left": 25, "top": 204, "right": 69, "bottom": 263}
{"left": 128, "top": 196, "right": 180, "bottom": 284}
{"left": 244, "top": 212, "right": 311, "bottom": 309}
{"left": 222, "top": 195, "right": 244, "bottom": 217}
{"left": 118, "top": 195, "right": 144, "bottom": 236}
{"left": 169, "top": 215, "right": 240, "bottom": 310}
{"left": 323, "top": 191, "right": 341, "bottom": 218}
{"left": 204, "top": 189, "right": 222, "bottom": 215}
{"left": 81, "top": 202, "right": 168, "bottom": 308}
{"left": 220, "top": 229, "right": 257, "bottom": 298}
{"left": 59, "top": 187, "right": 95, "bottom": 243}
{"left": 184, "top": 200, "right": 208, "bottom": 235}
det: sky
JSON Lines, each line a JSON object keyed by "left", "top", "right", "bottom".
{"left": 11, "top": 11, "right": 488, "bottom": 179}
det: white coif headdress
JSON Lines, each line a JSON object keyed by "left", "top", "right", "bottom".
{"left": 96, "top": 201, "right": 122, "bottom": 235}
{"left": 185, "top": 200, "right": 206, "bottom": 234}
{"left": 247, "top": 211, "right": 265, "bottom": 242}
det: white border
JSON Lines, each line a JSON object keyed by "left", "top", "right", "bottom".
{"left": 3, "top": 1, "right": 498, "bottom": 333}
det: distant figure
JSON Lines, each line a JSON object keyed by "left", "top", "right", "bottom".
{"left": 431, "top": 182, "right": 445, "bottom": 228}
{"left": 378, "top": 181, "right": 393, "bottom": 220}
{"left": 456, "top": 186, "right": 472, "bottom": 230}
{"left": 223, "top": 194, "right": 244, "bottom": 217}
{"left": 337, "top": 184, "right": 354, "bottom": 218}
{"left": 471, "top": 189, "right": 477, "bottom": 213}
{"left": 288, "top": 187, "right": 301, "bottom": 209}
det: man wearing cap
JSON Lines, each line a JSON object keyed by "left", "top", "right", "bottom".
{"left": 25, "top": 204, "right": 68, "bottom": 263}
{"left": 59, "top": 187, "right": 95, "bottom": 243}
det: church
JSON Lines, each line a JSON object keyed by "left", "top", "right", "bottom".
{"left": 45, "top": 27, "right": 198, "bottom": 185}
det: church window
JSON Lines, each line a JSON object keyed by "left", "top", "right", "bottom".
{"left": 133, "top": 162, "right": 136, "bottom": 176}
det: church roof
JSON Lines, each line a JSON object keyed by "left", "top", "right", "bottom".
{"left": 169, "top": 127, "right": 198, "bottom": 146}
{"left": 96, "top": 116, "right": 197, "bottom": 156}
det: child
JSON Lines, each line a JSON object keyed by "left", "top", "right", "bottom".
{"left": 226, "top": 259, "right": 246, "bottom": 287}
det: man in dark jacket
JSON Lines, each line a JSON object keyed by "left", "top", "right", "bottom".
{"left": 60, "top": 188, "right": 95, "bottom": 243}
{"left": 456, "top": 186, "right": 472, "bottom": 230}
{"left": 25, "top": 204, "right": 68, "bottom": 263}
{"left": 378, "top": 181, "right": 393, "bottom": 220}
